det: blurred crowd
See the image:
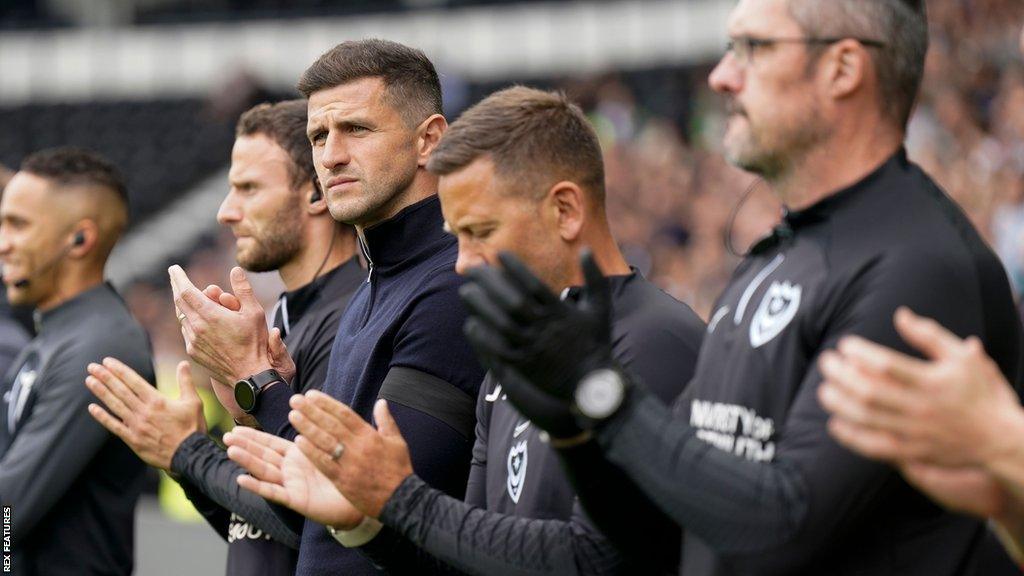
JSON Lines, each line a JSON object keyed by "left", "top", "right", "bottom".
{"left": 120, "top": 0, "right": 1024, "bottom": 377}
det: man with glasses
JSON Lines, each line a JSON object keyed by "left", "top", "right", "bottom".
{"left": 458, "top": 0, "right": 1024, "bottom": 574}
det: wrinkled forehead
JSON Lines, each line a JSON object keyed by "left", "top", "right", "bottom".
{"left": 306, "top": 78, "right": 394, "bottom": 128}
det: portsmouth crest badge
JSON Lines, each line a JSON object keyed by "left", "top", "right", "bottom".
{"left": 749, "top": 281, "right": 802, "bottom": 348}
{"left": 506, "top": 439, "right": 528, "bottom": 504}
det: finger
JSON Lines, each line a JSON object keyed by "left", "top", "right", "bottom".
{"left": 229, "top": 267, "right": 262, "bottom": 312}
{"left": 226, "top": 445, "right": 284, "bottom": 485}
{"left": 817, "top": 351, "right": 915, "bottom": 414}
{"left": 219, "top": 292, "right": 242, "bottom": 312}
{"left": 498, "top": 363, "right": 575, "bottom": 417}
{"left": 836, "top": 336, "right": 929, "bottom": 386}
{"left": 303, "top": 390, "right": 369, "bottom": 435}
{"left": 580, "top": 249, "right": 612, "bottom": 322}
{"left": 269, "top": 328, "right": 289, "bottom": 363}
{"left": 289, "top": 408, "right": 349, "bottom": 456}
{"left": 176, "top": 360, "right": 200, "bottom": 402}
{"left": 463, "top": 265, "right": 530, "bottom": 318}
{"left": 203, "top": 285, "right": 224, "bottom": 302}
{"left": 85, "top": 374, "right": 135, "bottom": 421}
{"left": 167, "top": 265, "right": 192, "bottom": 301}
{"left": 168, "top": 265, "right": 209, "bottom": 318}
{"left": 458, "top": 283, "right": 523, "bottom": 337}
{"left": 497, "top": 251, "right": 560, "bottom": 306}
{"left": 102, "top": 357, "right": 159, "bottom": 402}
{"left": 373, "top": 399, "right": 403, "bottom": 438}
{"left": 295, "top": 435, "right": 343, "bottom": 483}
{"left": 224, "top": 427, "right": 290, "bottom": 459}
{"left": 463, "top": 317, "right": 521, "bottom": 365}
{"left": 87, "top": 403, "right": 130, "bottom": 440}
{"left": 894, "top": 307, "right": 969, "bottom": 361}
{"left": 237, "top": 474, "right": 292, "bottom": 508}
{"left": 827, "top": 417, "right": 908, "bottom": 462}
{"left": 86, "top": 363, "right": 143, "bottom": 413}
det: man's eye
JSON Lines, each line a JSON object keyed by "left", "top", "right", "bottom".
{"left": 349, "top": 125, "right": 369, "bottom": 134}
{"left": 310, "top": 131, "right": 326, "bottom": 144}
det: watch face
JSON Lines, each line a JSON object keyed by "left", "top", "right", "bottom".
{"left": 234, "top": 381, "right": 257, "bottom": 412}
{"left": 576, "top": 369, "right": 624, "bottom": 419}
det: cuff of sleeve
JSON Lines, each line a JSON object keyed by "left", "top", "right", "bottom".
{"left": 592, "top": 383, "right": 644, "bottom": 448}
{"left": 169, "top": 431, "right": 214, "bottom": 477}
{"left": 327, "top": 517, "right": 384, "bottom": 548}
{"left": 252, "top": 381, "right": 293, "bottom": 435}
{"left": 378, "top": 474, "right": 428, "bottom": 529}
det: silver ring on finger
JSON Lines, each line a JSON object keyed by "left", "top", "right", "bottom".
{"left": 330, "top": 442, "right": 344, "bottom": 462}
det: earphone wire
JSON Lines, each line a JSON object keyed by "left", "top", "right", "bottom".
{"left": 724, "top": 177, "right": 767, "bottom": 258}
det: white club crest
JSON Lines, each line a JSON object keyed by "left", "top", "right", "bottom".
{"left": 506, "top": 439, "right": 528, "bottom": 504}
{"left": 749, "top": 281, "right": 802, "bottom": 348}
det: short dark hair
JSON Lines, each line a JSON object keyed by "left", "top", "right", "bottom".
{"left": 427, "top": 86, "right": 605, "bottom": 204}
{"left": 236, "top": 100, "right": 316, "bottom": 191}
{"left": 21, "top": 147, "right": 128, "bottom": 204}
{"left": 788, "top": 0, "right": 929, "bottom": 127}
{"left": 297, "top": 39, "right": 442, "bottom": 126}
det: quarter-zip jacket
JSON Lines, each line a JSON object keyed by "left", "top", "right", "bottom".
{"left": 253, "top": 195, "right": 486, "bottom": 575}
{"left": 579, "top": 149, "right": 1023, "bottom": 575}
{"left": 0, "top": 283, "right": 154, "bottom": 576}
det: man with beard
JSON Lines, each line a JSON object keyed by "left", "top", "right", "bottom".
{"left": 167, "top": 39, "right": 485, "bottom": 575}
{"left": 458, "top": 0, "right": 1024, "bottom": 574}
{"left": 811, "top": 22, "right": 1024, "bottom": 568}
{"left": 86, "top": 99, "right": 362, "bottom": 576}
{"left": 225, "top": 86, "right": 705, "bottom": 575}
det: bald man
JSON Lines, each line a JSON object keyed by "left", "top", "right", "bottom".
{"left": 0, "top": 147, "right": 155, "bottom": 576}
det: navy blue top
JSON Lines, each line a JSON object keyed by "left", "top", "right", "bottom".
{"left": 254, "top": 195, "right": 486, "bottom": 575}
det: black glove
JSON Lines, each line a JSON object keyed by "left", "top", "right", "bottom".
{"left": 467, "top": 338, "right": 583, "bottom": 439}
{"left": 460, "top": 250, "right": 616, "bottom": 436}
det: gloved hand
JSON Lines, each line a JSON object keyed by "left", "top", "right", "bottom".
{"left": 460, "top": 250, "right": 616, "bottom": 436}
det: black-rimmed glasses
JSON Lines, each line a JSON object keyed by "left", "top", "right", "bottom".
{"left": 726, "top": 36, "right": 887, "bottom": 65}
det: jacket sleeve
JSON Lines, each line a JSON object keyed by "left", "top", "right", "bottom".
{"left": 170, "top": 432, "right": 302, "bottom": 549}
{"left": 585, "top": 251, "right": 990, "bottom": 574}
{"left": 0, "top": 336, "right": 153, "bottom": 541}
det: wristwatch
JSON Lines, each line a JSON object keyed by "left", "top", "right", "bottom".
{"left": 572, "top": 367, "right": 627, "bottom": 428}
{"left": 234, "top": 369, "right": 285, "bottom": 414}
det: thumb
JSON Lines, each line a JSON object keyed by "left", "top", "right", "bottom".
{"left": 176, "top": 360, "right": 200, "bottom": 401}
{"left": 269, "top": 328, "right": 288, "bottom": 360}
{"left": 373, "top": 399, "right": 403, "bottom": 439}
{"left": 229, "top": 267, "right": 261, "bottom": 311}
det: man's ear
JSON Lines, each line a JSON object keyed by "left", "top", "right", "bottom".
{"left": 306, "top": 181, "right": 327, "bottom": 215}
{"left": 68, "top": 219, "right": 99, "bottom": 258}
{"left": 825, "top": 39, "right": 869, "bottom": 101}
{"left": 546, "top": 181, "right": 585, "bottom": 242}
{"left": 416, "top": 114, "right": 448, "bottom": 167}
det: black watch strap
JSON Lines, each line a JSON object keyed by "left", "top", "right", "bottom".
{"left": 251, "top": 368, "right": 284, "bottom": 389}
{"left": 236, "top": 368, "right": 285, "bottom": 414}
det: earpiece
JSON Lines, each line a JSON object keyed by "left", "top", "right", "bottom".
{"left": 72, "top": 231, "right": 85, "bottom": 247}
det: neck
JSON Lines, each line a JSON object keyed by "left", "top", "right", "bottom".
{"left": 566, "top": 219, "right": 632, "bottom": 287}
{"left": 37, "top": 269, "right": 104, "bottom": 312}
{"left": 354, "top": 172, "right": 437, "bottom": 234}
{"left": 769, "top": 120, "right": 903, "bottom": 211}
{"left": 278, "top": 224, "right": 357, "bottom": 292}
